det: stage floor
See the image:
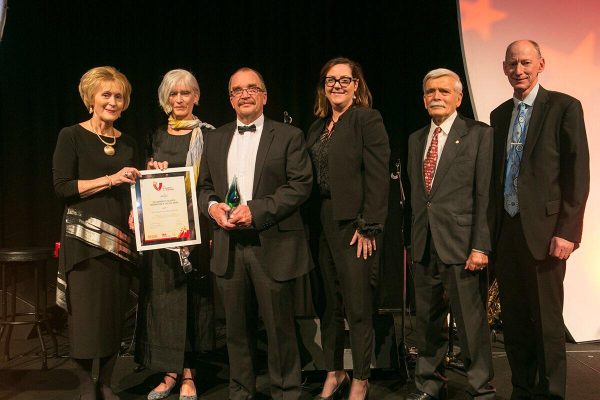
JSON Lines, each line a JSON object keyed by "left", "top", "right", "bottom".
{"left": 1, "top": 325, "right": 599, "bottom": 399}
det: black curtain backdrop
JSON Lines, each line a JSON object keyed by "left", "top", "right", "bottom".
{"left": 0, "top": 0, "right": 472, "bottom": 308}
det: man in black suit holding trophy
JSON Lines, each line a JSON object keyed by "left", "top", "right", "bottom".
{"left": 198, "top": 67, "right": 313, "bottom": 400}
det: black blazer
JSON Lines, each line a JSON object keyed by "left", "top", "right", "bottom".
{"left": 306, "top": 107, "right": 390, "bottom": 226}
{"left": 407, "top": 114, "right": 493, "bottom": 265}
{"left": 198, "top": 117, "right": 314, "bottom": 281}
{"left": 490, "top": 86, "right": 589, "bottom": 260}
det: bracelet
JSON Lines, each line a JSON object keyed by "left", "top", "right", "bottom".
{"left": 106, "top": 175, "right": 112, "bottom": 189}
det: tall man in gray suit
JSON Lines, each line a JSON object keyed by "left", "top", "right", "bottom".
{"left": 406, "top": 68, "right": 495, "bottom": 400}
{"left": 198, "top": 67, "right": 313, "bottom": 400}
{"left": 490, "top": 40, "right": 589, "bottom": 400}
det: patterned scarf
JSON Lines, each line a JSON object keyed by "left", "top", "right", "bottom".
{"left": 167, "top": 114, "right": 214, "bottom": 272}
{"left": 167, "top": 114, "right": 214, "bottom": 184}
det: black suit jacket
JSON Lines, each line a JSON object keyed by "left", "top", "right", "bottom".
{"left": 408, "top": 114, "right": 493, "bottom": 265}
{"left": 490, "top": 86, "right": 589, "bottom": 260}
{"left": 306, "top": 107, "right": 390, "bottom": 226}
{"left": 198, "top": 117, "right": 314, "bottom": 281}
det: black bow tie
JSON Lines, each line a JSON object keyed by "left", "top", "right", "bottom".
{"left": 238, "top": 124, "right": 256, "bottom": 134}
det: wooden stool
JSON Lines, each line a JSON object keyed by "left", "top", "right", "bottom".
{"left": 0, "top": 247, "right": 58, "bottom": 369}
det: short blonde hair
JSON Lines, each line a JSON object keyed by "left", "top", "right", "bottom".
{"left": 78, "top": 66, "right": 132, "bottom": 110}
{"left": 158, "top": 69, "right": 200, "bottom": 114}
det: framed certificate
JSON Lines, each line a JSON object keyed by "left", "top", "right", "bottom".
{"left": 130, "top": 166, "right": 201, "bottom": 251}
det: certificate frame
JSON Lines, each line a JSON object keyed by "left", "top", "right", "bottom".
{"left": 130, "top": 166, "right": 201, "bottom": 251}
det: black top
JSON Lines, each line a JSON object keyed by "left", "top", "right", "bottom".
{"left": 309, "top": 125, "right": 332, "bottom": 197}
{"left": 151, "top": 126, "right": 191, "bottom": 167}
{"left": 52, "top": 124, "right": 138, "bottom": 271}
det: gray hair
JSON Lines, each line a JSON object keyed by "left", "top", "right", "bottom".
{"left": 158, "top": 69, "right": 200, "bottom": 114}
{"left": 422, "top": 68, "right": 463, "bottom": 94}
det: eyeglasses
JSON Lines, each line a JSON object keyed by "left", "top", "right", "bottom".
{"left": 230, "top": 86, "right": 264, "bottom": 97}
{"left": 324, "top": 76, "right": 357, "bottom": 88}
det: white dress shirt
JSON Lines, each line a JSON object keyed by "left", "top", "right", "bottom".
{"left": 423, "top": 111, "right": 458, "bottom": 185}
{"left": 226, "top": 114, "right": 264, "bottom": 204}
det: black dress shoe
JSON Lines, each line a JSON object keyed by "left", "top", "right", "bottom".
{"left": 405, "top": 390, "right": 438, "bottom": 400}
{"left": 314, "top": 374, "right": 350, "bottom": 400}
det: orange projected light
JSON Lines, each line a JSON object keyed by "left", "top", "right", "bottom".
{"left": 459, "top": 0, "right": 600, "bottom": 341}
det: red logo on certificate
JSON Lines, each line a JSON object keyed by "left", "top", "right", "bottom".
{"left": 153, "top": 182, "right": 163, "bottom": 191}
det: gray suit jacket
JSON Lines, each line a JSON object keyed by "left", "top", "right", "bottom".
{"left": 198, "top": 117, "right": 314, "bottom": 281}
{"left": 408, "top": 114, "right": 493, "bottom": 265}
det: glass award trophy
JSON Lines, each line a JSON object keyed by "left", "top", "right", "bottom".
{"left": 225, "top": 175, "right": 241, "bottom": 218}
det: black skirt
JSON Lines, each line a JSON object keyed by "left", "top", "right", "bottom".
{"left": 68, "top": 253, "right": 133, "bottom": 359}
{"left": 134, "top": 243, "right": 215, "bottom": 372}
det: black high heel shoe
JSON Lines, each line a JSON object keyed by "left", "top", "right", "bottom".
{"left": 314, "top": 373, "right": 350, "bottom": 400}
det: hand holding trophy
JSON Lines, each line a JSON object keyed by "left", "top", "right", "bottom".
{"left": 225, "top": 175, "right": 241, "bottom": 219}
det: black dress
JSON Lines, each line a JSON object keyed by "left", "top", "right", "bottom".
{"left": 52, "top": 124, "right": 138, "bottom": 358}
{"left": 134, "top": 127, "right": 214, "bottom": 372}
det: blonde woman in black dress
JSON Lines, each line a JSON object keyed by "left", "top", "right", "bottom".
{"left": 53, "top": 66, "right": 140, "bottom": 400}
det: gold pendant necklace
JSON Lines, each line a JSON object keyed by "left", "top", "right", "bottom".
{"left": 90, "top": 122, "right": 117, "bottom": 156}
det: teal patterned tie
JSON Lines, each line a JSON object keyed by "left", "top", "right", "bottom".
{"left": 504, "top": 102, "right": 528, "bottom": 216}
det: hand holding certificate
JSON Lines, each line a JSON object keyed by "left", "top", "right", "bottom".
{"left": 130, "top": 167, "right": 201, "bottom": 251}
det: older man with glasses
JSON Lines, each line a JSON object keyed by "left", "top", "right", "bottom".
{"left": 198, "top": 67, "right": 314, "bottom": 400}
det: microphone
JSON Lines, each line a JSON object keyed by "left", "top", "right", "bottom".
{"left": 391, "top": 158, "right": 401, "bottom": 180}
{"left": 283, "top": 111, "right": 293, "bottom": 125}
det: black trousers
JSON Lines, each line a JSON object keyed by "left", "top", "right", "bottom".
{"left": 496, "top": 213, "right": 566, "bottom": 400}
{"left": 317, "top": 199, "right": 375, "bottom": 379}
{"left": 217, "top": 236, "right": 301, "bottom": 400}
{"left": 413, "top": 234, "right": 495, "bottom": 399}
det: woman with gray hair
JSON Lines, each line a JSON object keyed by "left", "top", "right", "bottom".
{"left": 134, "top": 69, "right": 215, "bottom": 400}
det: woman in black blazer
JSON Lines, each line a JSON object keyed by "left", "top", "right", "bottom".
{"left": 307, "top": 57, "right": 390, "bottom": 400}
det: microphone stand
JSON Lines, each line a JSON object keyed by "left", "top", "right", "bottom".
{"left": 390, "top": 158, "right": 411, "bottom": 382}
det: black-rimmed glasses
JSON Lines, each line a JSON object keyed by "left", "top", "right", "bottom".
{"left": 230, "top": 86, "right": 264, "bottom": 97}
{"left": 324, "top": 76, "right": 357, "bottom": 88}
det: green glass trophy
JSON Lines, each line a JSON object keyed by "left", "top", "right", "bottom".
{"left": 225, "top": 175, "right": 241, "bottom": 218}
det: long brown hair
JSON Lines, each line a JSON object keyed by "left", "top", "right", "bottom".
{"left": 313, "top": 57, "right": 372, "bottom": 118}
